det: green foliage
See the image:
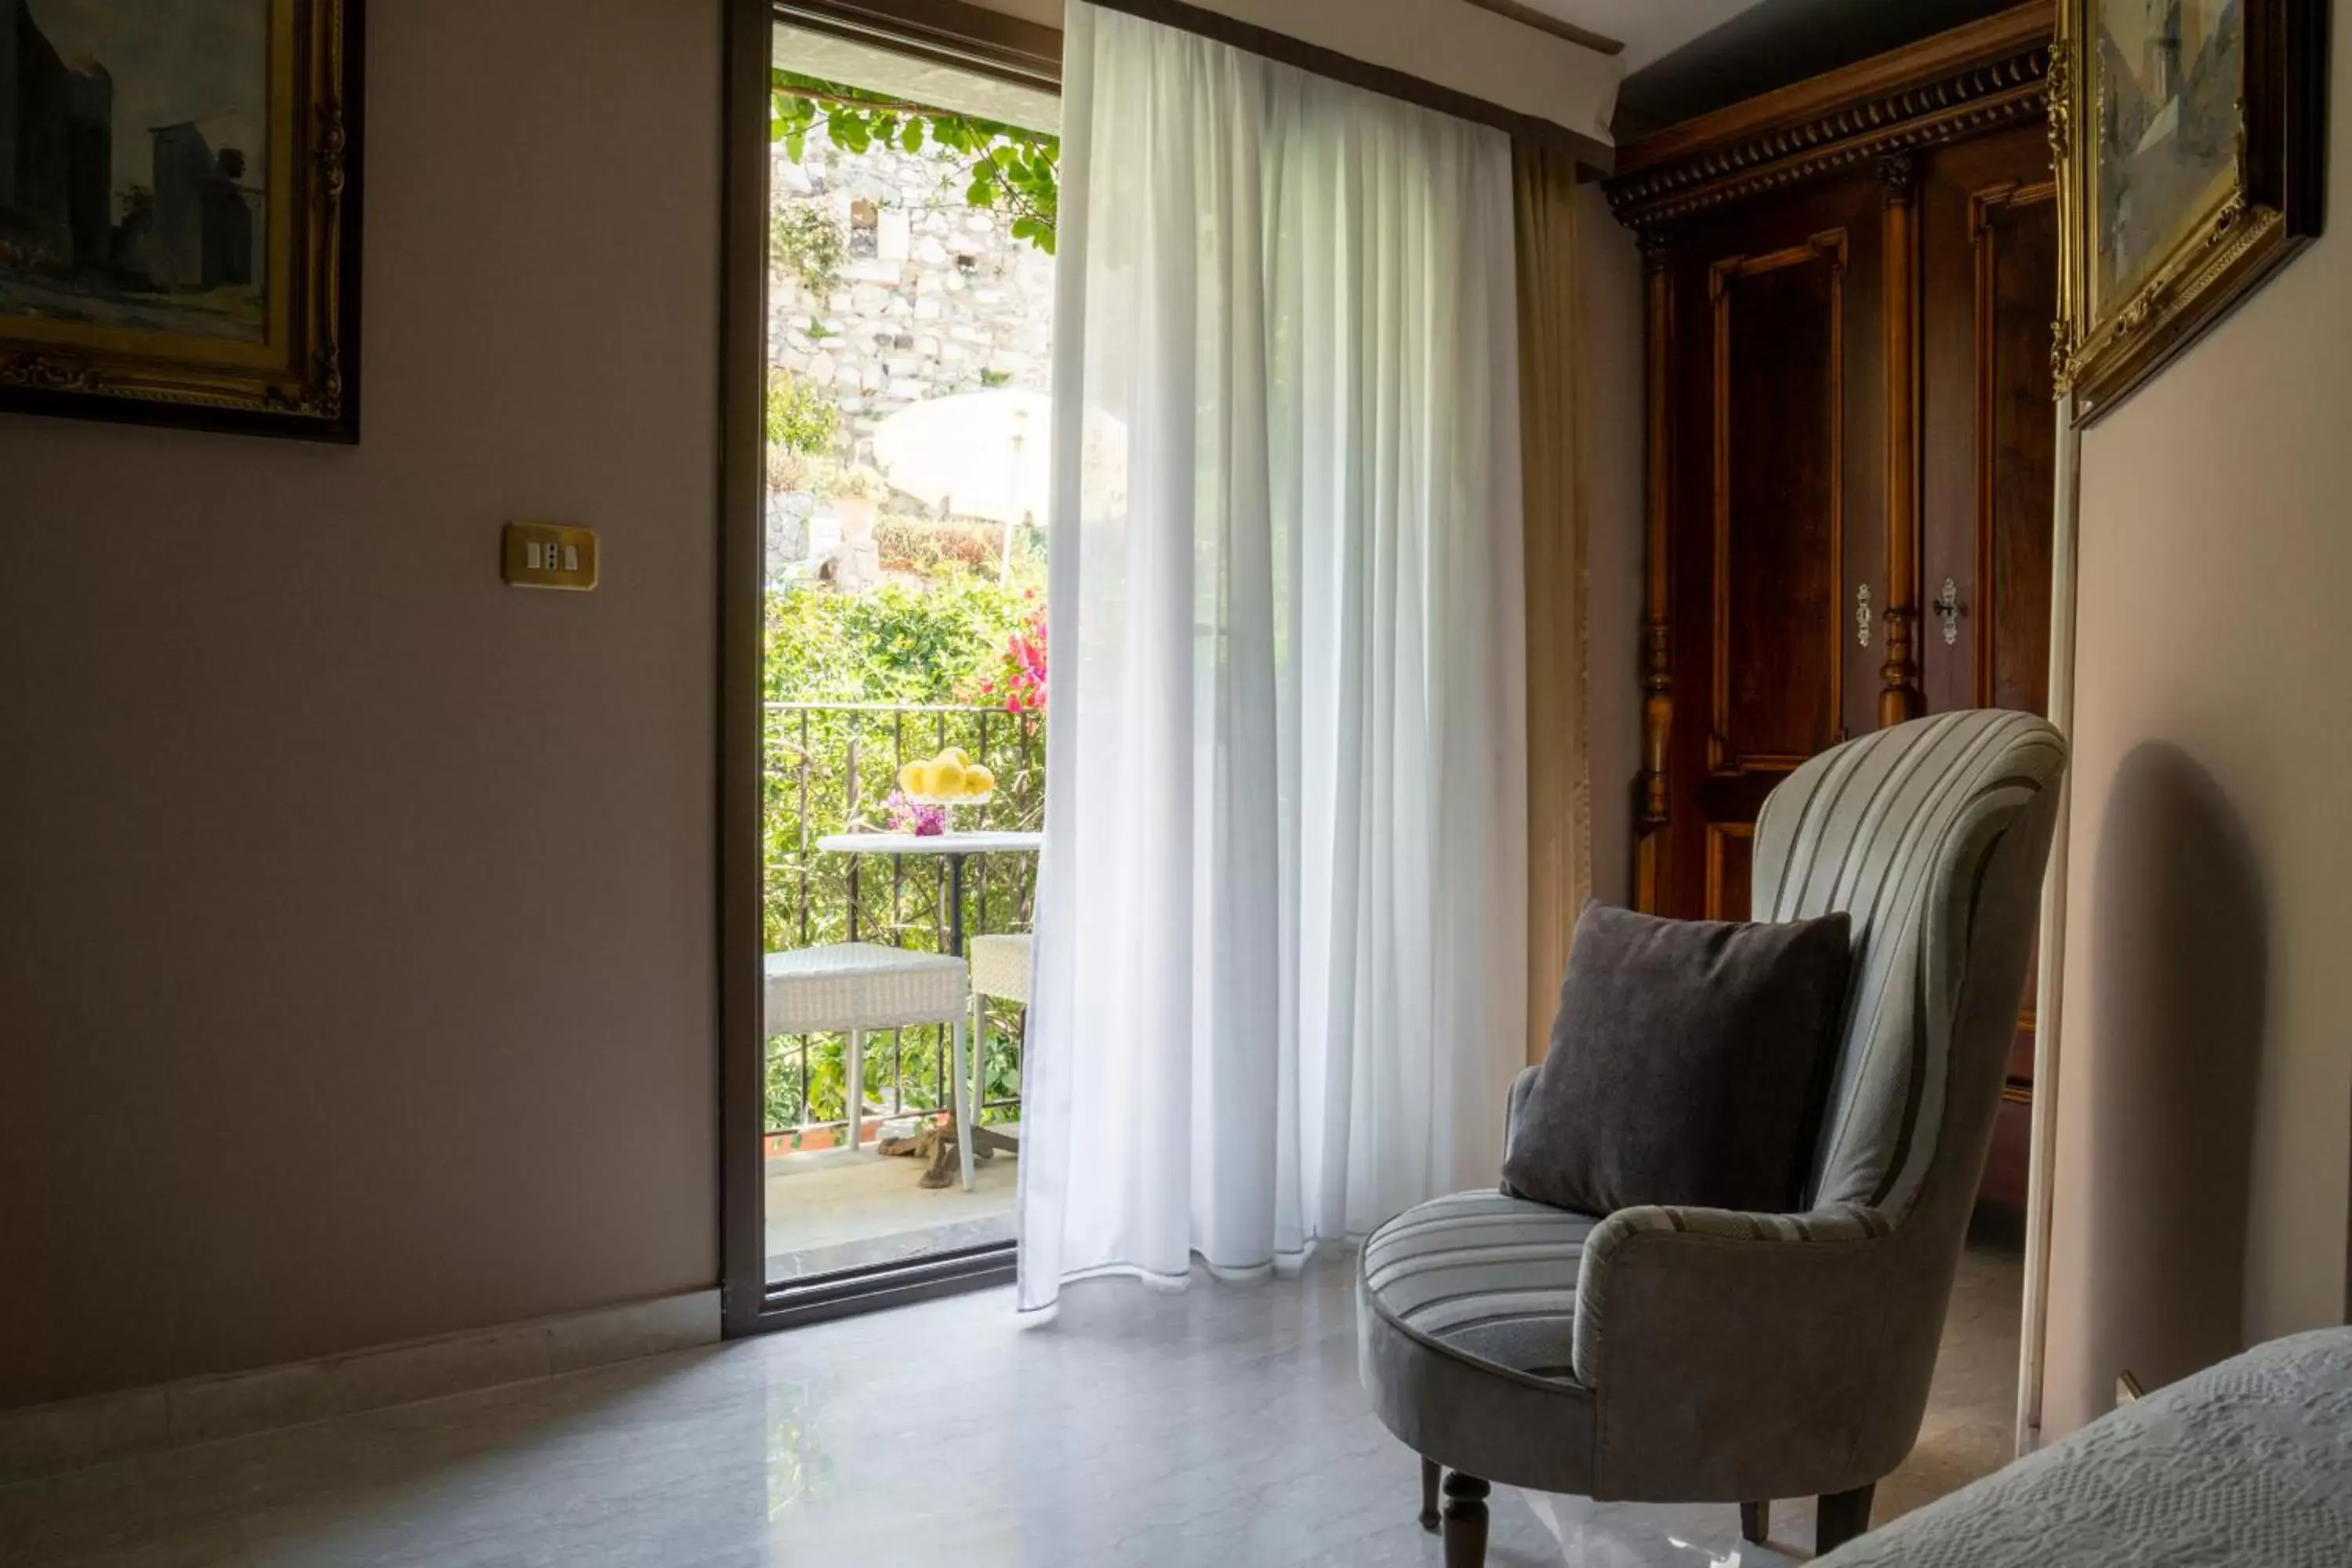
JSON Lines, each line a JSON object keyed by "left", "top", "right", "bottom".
{"left": 771, "top": 69, "right": 1059, "bottom": 255}
{"left": 771, "top": 204, "right": 847, "bottom": 294}
{"left": 757, "top": 72, "right": 1059, "bottom": 1145}
{"left": 762, "top": 1022, "right": 1026, "bottom": 1138}
{"left": 759, "top": 575, "right": 1046, "bottom": 1138}
{"left": 765, "top": 368, "right": 837, "bottom": 456}
{"left": 765, "top": 572, "right": 1040, "bottom": 706}
{"left": 817, "top": 463, "right": 878, "bottom": 500}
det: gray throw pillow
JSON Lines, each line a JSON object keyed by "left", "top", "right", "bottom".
{"left": 1501, "top": 902, "right": 1854, "bottom": 1218}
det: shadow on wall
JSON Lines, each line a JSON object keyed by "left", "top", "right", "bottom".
{"left": 2074, "top": 742, "right": 2267, "bottom": 1418}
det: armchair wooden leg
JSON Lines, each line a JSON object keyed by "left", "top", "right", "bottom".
{"left": 1739, "top": 1501, "right": 1770, "bottom": 1544}
{"left": 1440, "top": 1471, "right": 1490, "bottom": 1567}
{"left": 1815, "top": 1484, "right": 1875, "bottom": 1555}
{"left": 1419, "top": 1456, "right": 1441, "bottom": 1531}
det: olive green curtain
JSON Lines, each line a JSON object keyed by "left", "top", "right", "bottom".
{"left": 1513, "top": 141, "right": 1592, "bottom": 1067}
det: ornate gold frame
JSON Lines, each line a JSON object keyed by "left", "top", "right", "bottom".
{"left": 0, "top": 0, "right": 363, "bottom": 441}
{"left": 2052, "top": 0, "right": 2326, "bottom": 424}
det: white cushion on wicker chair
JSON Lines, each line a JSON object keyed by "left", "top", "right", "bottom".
{"left": 764, "top": 942, "right": 969, "bottom": 1035}
{"left": 967, "top": 933, "right": 1033, "bottom": 1005}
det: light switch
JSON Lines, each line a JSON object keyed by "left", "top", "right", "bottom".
{"left": 503, "top": 521, "right": 598, "bottom": 591}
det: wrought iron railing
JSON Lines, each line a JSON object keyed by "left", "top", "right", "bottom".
{"left": 762, "top": 700, "right": 1044, "bottom": 1145}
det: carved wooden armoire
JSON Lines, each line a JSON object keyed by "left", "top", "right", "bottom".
{"left": 1604, "top": 5, "right": 2058, "bottom": 1211}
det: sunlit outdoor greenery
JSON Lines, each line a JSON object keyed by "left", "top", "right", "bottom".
{"left": 760, "top": 67, "right": 1055, "bottom": 1147}
{"left": 771, "top": 69, "right": 1060, "bottom": 255}
{"left": 760, "top": 574, "right": 1048, "bottom": 1141}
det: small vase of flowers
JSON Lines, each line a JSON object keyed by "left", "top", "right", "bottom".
{"left": 882, "top": 790, "right": 947, "bottom": 837}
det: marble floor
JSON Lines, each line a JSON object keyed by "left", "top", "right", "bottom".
{"left": 764, "top": 1143, "right": 1018, "bottom": 1281}
{"left": 0, "top": 1243, "right": 2024, "bottom": 1567}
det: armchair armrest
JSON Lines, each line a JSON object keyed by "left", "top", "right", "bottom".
{"left": 1571, "top": 1201, "right": 1940, "bottom": 1499}
{"left": 1572, "top": 1203, "right": 1893, "bottom": 1384}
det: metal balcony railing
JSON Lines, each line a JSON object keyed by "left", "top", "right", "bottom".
{"left": 761, "top": 700, "right": 1043, "bottom": 1145}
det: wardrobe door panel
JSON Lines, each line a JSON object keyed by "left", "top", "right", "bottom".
{"left": 1704, "top": 824, "right": 1754, "bottom": 924}
{"left": 1920, "top": 127, "right": 2059, "bottom": 718}
{"left": 1712, "top": 234, "right": 1849, "bottom": 774}
{"left": 1980, "top": 188, "right": 2059, "bottom": 717}
{"left": 1646, "top": 176, "right": 1886, "bottom": 921}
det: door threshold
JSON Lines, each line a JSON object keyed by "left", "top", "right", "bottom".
{"left": 745, "top": 1240, "right": 1017, "bottom": 1331}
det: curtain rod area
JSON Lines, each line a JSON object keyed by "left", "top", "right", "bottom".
{"left": 775, "top": 0, "right": 1617, "bottom": 171}
{"left": 772, "top": 0, "right": 1065, "bottom": 89}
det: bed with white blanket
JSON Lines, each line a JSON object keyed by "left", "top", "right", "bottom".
{"left": 1820, "top": 1327, "right": 2352, "bottom": 1566}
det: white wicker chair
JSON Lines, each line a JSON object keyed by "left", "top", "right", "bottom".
{"left": 763, "top": 942, "right": 975, "bottom": 1190}
{"left": 966, "top": 934, "right": 1032, "bottom": 1149}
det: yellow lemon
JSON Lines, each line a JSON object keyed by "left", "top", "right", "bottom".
{"left": 931, "top": 758, "right": 967, "bottom": 798}
{"left": 941, "top": 746, "right": 971, "bottom": 768}
{"left": 898, "top": 760, "right": 924, "bottom": 796}
{"left": 963, "top": 764, "right": 995, "bottom": 797}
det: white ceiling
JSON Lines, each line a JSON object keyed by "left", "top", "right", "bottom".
{"left": 1517, "top": 0, "right": 1772, "bottom": 73}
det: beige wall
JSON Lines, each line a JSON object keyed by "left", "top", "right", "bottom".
{"left": 1577, "top": 182, "right": 1644, "bottom": 909}
{"left": 0, "top": 0, "right": 722, "bottom": 1406}
{"left": 2040, "top": 16, "right": 2352, "bottom": 1437}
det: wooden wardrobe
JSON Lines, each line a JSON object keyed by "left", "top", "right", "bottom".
{"left": 1604, "top": 4, "right": 2056, "bottom": 1213}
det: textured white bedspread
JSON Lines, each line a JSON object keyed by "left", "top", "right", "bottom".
{"left": 1822, "top": 1327, "right": 2352, "bottom": 1566}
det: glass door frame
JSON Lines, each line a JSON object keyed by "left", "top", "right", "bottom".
{"left": 717, "top": 0, "right": 1061, "bottom": 1338}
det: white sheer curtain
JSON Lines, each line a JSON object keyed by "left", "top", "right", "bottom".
{"left": 1017, "top": 2, "right": 1526, "bottom": 1316}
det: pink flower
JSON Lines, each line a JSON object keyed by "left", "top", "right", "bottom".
{"left": 883, "top": 789, "right": 947, "bottom": 836}
{"left": 996, "top": 608, "right": 1049, "bottom": 716}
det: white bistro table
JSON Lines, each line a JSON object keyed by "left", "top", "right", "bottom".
{"left": 816, "top": 829, "right": 1043, "bottom": 1156}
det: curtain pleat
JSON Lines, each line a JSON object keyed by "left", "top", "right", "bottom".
{"left": 1018, "top": 2, "right": 1527, "bottom": 1316}
{"left": 1512, "top": 142, "right": 1593, "bottom": 1066}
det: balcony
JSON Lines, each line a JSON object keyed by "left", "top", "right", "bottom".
{"left": 762, "top": 699, "right": 1042, "bottom": 1283}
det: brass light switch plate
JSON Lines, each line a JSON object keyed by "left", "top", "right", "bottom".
{"left": 503, "top": 521, "right": 598, "bottom": 591}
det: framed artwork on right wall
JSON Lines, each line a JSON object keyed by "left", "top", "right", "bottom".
{"left": 2053, "top": 0, "right": 2328, "bottom": 423}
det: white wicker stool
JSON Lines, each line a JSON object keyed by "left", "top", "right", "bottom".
{"left": 966, "top": 933, "right": 1033, "bottom": 1150}
{"left": 763, "top": 942, "right": 975, "bottom": 1191}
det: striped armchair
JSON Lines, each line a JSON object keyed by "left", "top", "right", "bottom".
{"left": 1357, "top": 710, "right": 2067, "bottom": 1563}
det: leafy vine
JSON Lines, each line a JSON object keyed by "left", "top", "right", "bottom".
{"left": 771, "top": 69, "right": 1059, "bottom": 255}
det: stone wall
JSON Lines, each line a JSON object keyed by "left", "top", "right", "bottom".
{"left": 765, "top": 128, "right": 1053, "bottom": 583}
{"left": 769, "top": 129, "right": 1053, "bottom": 457}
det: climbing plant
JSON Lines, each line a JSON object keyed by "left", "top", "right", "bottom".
{"left": 764, "top": 368, "right": 837, "bottom": 456}
{"left": 770, "top": 204, "right": 847, "bottom": 294}
{"left": 770, "top": 68, "right": 1060, "bottom": 255}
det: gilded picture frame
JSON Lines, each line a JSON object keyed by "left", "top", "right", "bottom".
{"left": 2053, "top": 0, "right": 2326, "bottom": 424}
{"left": 0, "top": 0, "right": 363, "bottom": 441}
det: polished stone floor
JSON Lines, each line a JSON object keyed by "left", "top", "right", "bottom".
{"left": 0, "top": 1243, "right": 2023, "bottom": 1567}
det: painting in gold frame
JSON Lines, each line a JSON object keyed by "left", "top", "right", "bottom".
{"left": 2053, "top": 0, "right": 2325, "bottom": 423}
{"left": 0, "top": 0, "right": 361, "bottom": 441}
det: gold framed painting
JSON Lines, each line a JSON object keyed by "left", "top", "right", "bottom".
{"left": 2053, "top": 0, "right": 2327, "bottom": 423}
{"left": 0, "top": 0, "right": 361, "bottom": 441}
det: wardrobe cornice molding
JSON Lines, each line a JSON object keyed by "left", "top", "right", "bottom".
{"left": 1604, "top": 1, "right": 2053, "bottom": 230}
